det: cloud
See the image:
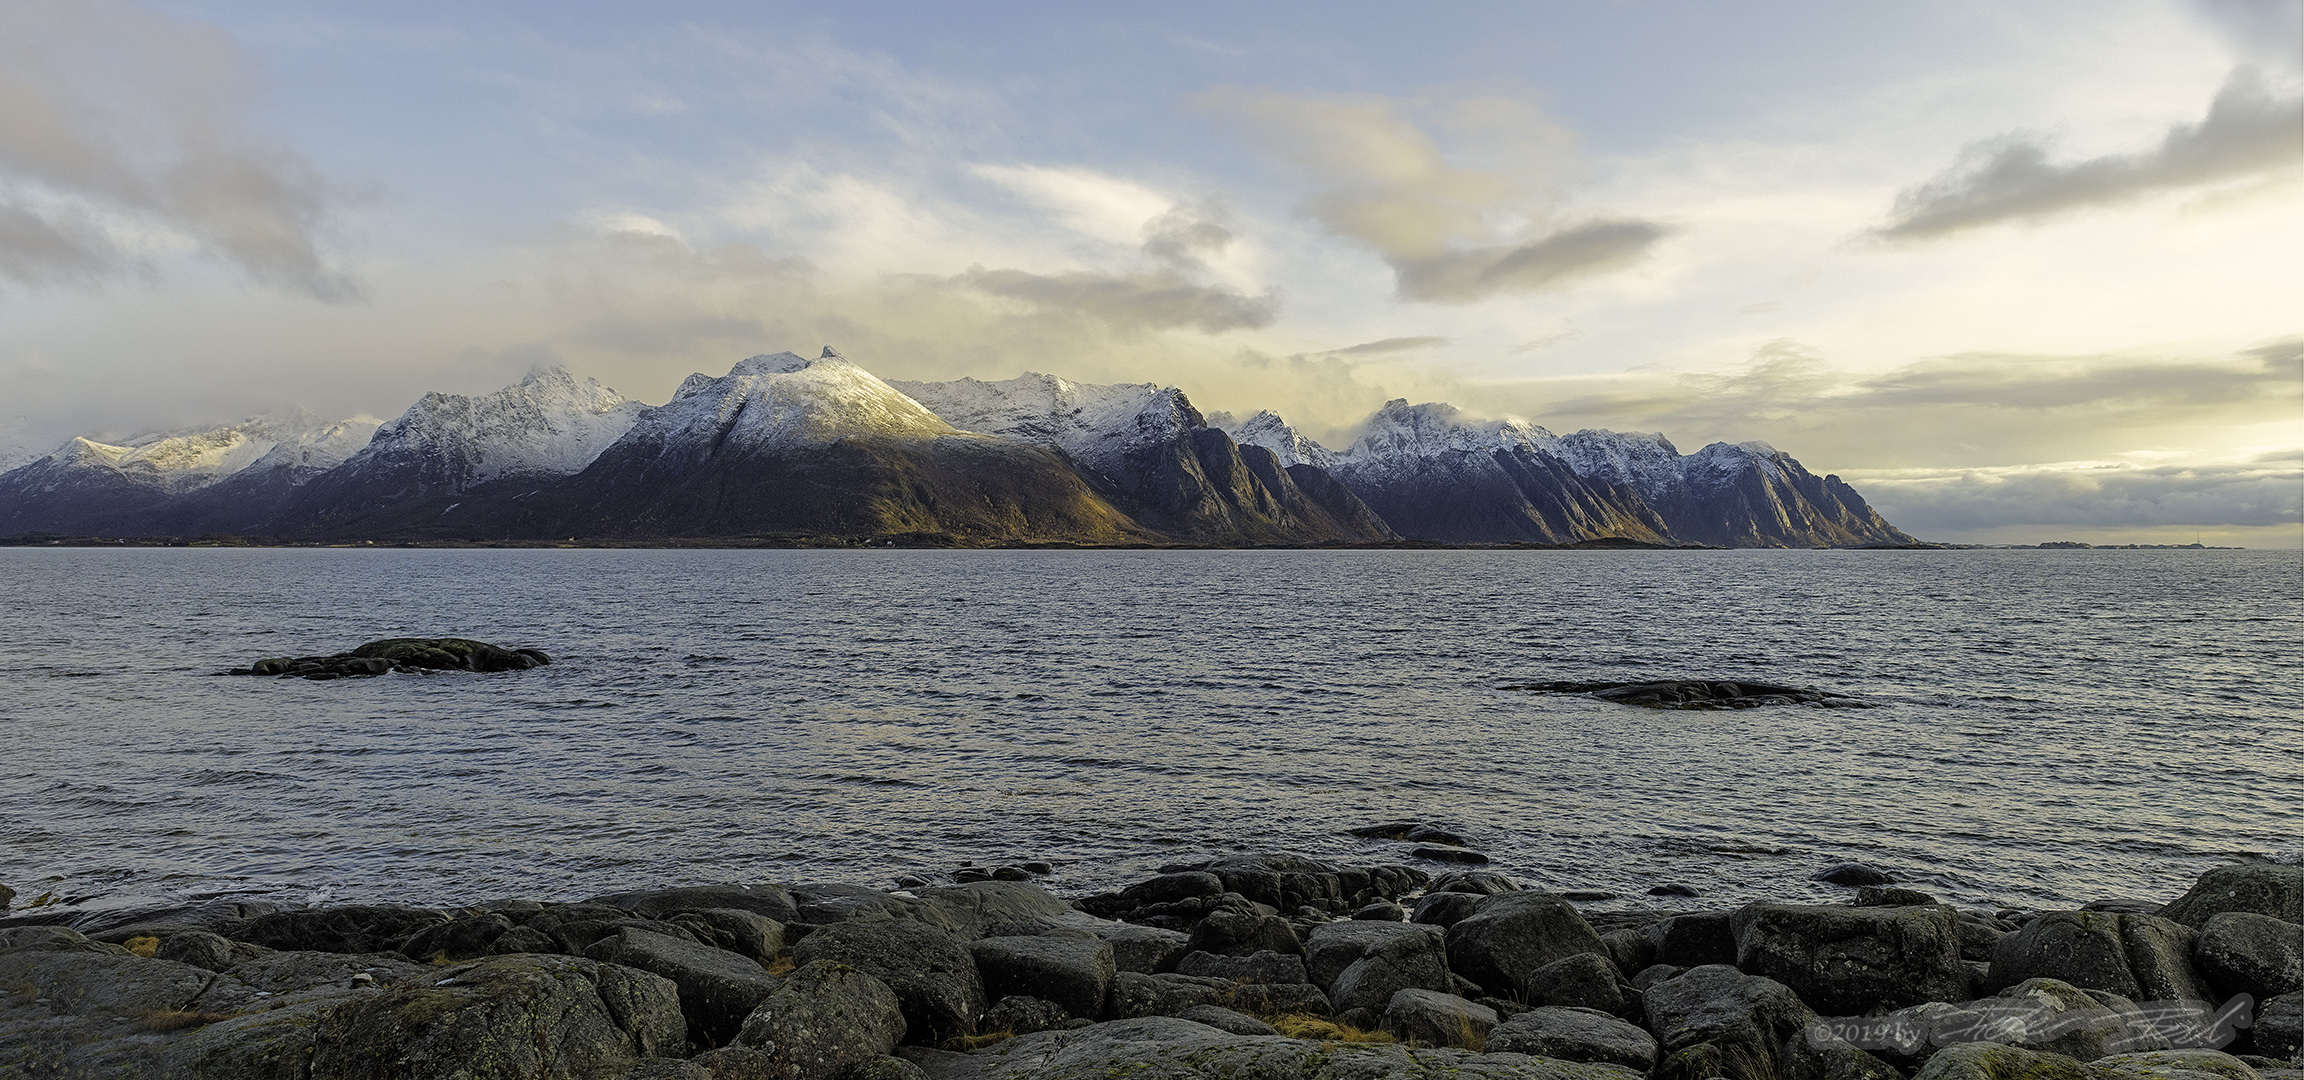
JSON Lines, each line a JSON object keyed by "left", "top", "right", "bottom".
{"left": 1391, "top": 219, "right": 1670, "bottom": 302}
{"left": 1322, "top": 336, "right": 1446, "bottom": 357}
{"left": 2187, "top": 0, "right": 2304, "bottom": 70}
{"left": 950, "top": 266, "right": 1278, "bottom": 333}
{"left": 1845, "top": 451, "right": 2303, "bottom": 532}
{"left": 1878, "top": 67, "right": 2304, "bottom": 239}
{"left": 1202, "top": 89, "right": 1670, "bottom": 302}
{"left": 1140, "top": 200, "right": 1237, "bottom": 273}
{"left": 0, "top": 0, "right": 357, "bottom": 299}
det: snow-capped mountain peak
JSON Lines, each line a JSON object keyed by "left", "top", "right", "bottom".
{"left": 347, "top": 365, "right": 645, "bottom": 487}
{"left": 1339, "top": 399, "right": 1563, "bottom": 476}
{"left": 623, "top": 350, "right": 958, "bottom": 457}
{"left": 1214, "top": 409, "right": 1338, "bottom": 470}
{"left": 888, "top": 371, "right": 1199, "bottom": 475}
{"left": 27, "top": 410, "right": 383, "bottom": 494}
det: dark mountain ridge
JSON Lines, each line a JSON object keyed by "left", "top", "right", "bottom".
{"left": 0, "top": 350, "right": 1915, "bottom": 547}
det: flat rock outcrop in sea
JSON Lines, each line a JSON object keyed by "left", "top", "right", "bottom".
{"left": 1503, "top": 679, "right": 1875, "bottom": 710}
{"left": 222, "top": 637, "right": 552, "bottom": 680}
{"left": 4, "top": 856, "right": 2301, "bottom": 1079}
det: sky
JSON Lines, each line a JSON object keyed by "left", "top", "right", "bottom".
{"left": 1, "top": 0, "right": 2299, "bottom": 546}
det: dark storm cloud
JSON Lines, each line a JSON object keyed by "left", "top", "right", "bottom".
{"left": 0, "top": 0, "right": 358, "bottom": 299}
{"left": 1878, "top": 68, "right": 2304, "bottom": 239}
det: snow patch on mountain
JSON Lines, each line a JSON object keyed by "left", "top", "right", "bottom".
{"left": 627, "top": 349, "right": 957, "bottom": 456}
{"left": 20, "top": 411, "right": 383, "bottom": 493}
{"left": 1210, "top": 410, "right": 1338, "bottom": 470}
{"left": 889, "top": 372, "right": 1197, "bottom": 475}
{"left": 1224, "top": 400, "right": 1796, "bottom": 502}
{"left": 1686, "top": 440, "right": 1786, "bottom": 486}
{"left": 1323, "top": 400, "right": 1566, "bottom": 483}
{"left": 353, "top": 366, "right": 644, "bottom": 483}
{"left": 1558, "top": 429, "right": 1687, "bottom": 502}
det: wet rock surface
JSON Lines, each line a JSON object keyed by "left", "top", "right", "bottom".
{"left": 2, "top": 856, "right": 2293, "bottom": 1080}
{"left": 225, "top": 636, "right": 552, "bottom": 679}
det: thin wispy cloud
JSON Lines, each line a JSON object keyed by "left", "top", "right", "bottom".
{"left": 1878, "top": 67, "right": 2304, "bottom": 239}
{"left": 950, "top": 266, "right": 1278, "bottom": 334}
{"left": 0, "top": 0, "right": 358, "bottom": 300}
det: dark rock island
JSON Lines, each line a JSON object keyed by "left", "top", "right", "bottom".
{"left": 1504, "top": 680, "right": 1873, "bottom": 710}
{"left": 225, "top": 637, "right": 552, "bottom": 680}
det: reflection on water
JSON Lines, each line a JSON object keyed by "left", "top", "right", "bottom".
{"left": 1, "top": 547, "right": 2297, "bottom": 911}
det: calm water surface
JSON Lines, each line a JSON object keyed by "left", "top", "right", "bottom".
{"left": 2, "top": 548, "right": 2298, "bottom": 915}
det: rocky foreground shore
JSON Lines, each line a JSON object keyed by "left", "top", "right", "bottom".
{"left": 3, "top": 853, "right": 2300, "bottom": 1080}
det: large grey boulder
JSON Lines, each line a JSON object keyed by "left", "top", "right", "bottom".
{"left": 1412, "top": 891, "right": 1487, "bottom": 927}
{"left": 1304, "top": 920, "right": 1454, "bottom": 1014}
{"left": 1521, "top": 951, "right": 1632, "bottom": 1015}
{"left": 1988, "top": 911, "right": 2214, "bottom": 1002}
{"left": 1382, "top": 987, "right": 1497, "bottom": 1049}
{"left": 1643, "top": 964, "right": 1819, "bottom": 1080}
{"left": 1185, "top": 910, "right": 1301, "bottom": 957}
{"left": 175, "top": 953, "right": 685, "bottom": 1080}
{"left": 1119, "top": 872, "right": 1226, "bottom": 906}
{"left": 793, "top": 917, "right": 986, "bottom": 1043}
{"left": 1487, "top": 1006, "right": 1659, "bottom": 1070}
{"left": 790, "top": 884, "right": 960, "bottom": 932}
{"left": 912, "top": 881, "right": 1099, "bottom": 940}
{"left": 970, "top": 935, "right": 1117, "bottom": 1023}
{"left": 735, "top": 960, "right": 907, "bottom": 1080}
{"left": 1173, "top": 949, "right": 1305, "bottom": 984}
{"left": 1909, "top": 1041, "right": 2093, "bottom": 1079}
{"left": 586, "top": 927, "right": 782, "bottom": 1046}
{"left": 1090, "top": 923, "right": 1189, "bottom": 974}
{"left": 154, "top": 928, "right": 270, "bottom": 971}
{"left": 981, "top": 994, "right": 1077, "bottom": 1036}
{"left": 2195, "top": 912, "right": 2304, "bottom": 1001}
{"left": 230, "top": 904, "right": 449, "bottom": 954}
{"left": 667, "top": 907, "right": 785, "bottom": 964}
{"left": 2161, "top": 864, "right": 2304, "bottom": 929}
{"left": 1599, "top": 926, "right": 1654, "bottom": 976}
{"left": 1975, "top": 978, "right": 2173, "bottom": 1061}
{"left": 1647, "top": 912, "right": 1739, "bottom": 968}
{"left": 1445, "top": 892, "right": 1608, "bottom": 998}
{"left": 1732, "top": 902, "right": 1968, "bottom": 1013}
{"left": 2257, "top": 991, "right": 2304, "bottom": 1062}
{"left": 586, "top": 883, "right": 801, "bottom": 925}
{"left": 401, "top": 912, "right": 516, "bottom": 962}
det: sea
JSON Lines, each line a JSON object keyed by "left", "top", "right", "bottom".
{"left": 3, "top": 546, "right": 2298, "bottom": 920}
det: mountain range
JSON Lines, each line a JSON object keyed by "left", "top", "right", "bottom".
{"left": 0, "top": 349, "right": 1916, "bottom": 547}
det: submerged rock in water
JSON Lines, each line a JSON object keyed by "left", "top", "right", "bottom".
{"left": 1503, "top": 679, "right": 1870, "bottom": 709}
{"left": 227, "top": 637, "right": 552, "bottom": 679}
